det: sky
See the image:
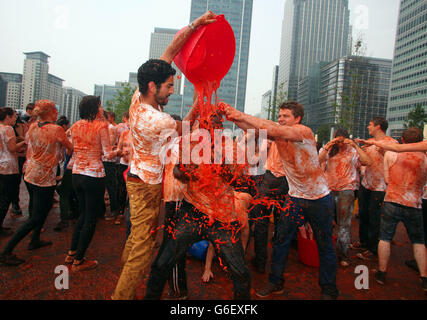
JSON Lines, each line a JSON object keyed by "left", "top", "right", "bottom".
{"left": 0, "top": 0, "right": 400, "bottom": 115}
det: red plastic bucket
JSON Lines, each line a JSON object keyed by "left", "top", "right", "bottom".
{"left": 297, "top": 232, "right": 337, "bottom": 268}
{"left": 173, "top": 14, "right": 236, "bottom": 86}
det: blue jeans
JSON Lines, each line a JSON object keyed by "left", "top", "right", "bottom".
{"left": 269, "top": 194, "right": 338, "bottom": 296}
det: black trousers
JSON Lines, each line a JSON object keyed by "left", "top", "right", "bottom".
{"left": 0, "top": 174, "right": 20, "bottom": 227}
{"left": 102, "top": 162, "right": 118, "bottom": 214}
{"left": 2, "top": 183, "right": 55, "bottom": 254}
{"left": 144, "top": 200, "right": 251, "bottom": 300}
{"left": 117, "top": 164, "right": 128, "bottom": 215}
{"left": 358, "top": 185, "right": 385, "bottom": 254}
{"left": 423, "top": 199, "right": 427, "bottom": 247}
{"left": 11, "top": 157, "right": 25, "bottom": 208}
{"left": 70, "top": 174, "right": 105, "bottom": 261}
{"left": 57, "top": 169, "right": 79, "bottom": 221}
{"left": 249, "top": 170, "right": 289, "bottom": 268}
{"left": 163, "top": 201, "right": 187, "bottom": 295}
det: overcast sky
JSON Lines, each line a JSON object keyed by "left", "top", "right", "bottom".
{"left": 0, "top": 0, "right": 400, "bottom": 115}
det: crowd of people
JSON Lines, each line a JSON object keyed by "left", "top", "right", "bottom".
{"left": 0, "top": 10, "right": 426, "bottom": 300}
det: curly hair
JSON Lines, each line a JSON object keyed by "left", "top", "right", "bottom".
{"left": 137, "top": 59, "right": 176, "bottom": 95}
{"left": 279, "top": 101, "right": 304, "bottom": 123}
{"left": 33, "top": 100, "right": 56, "bottom": 119}
{"left": 79, "top": 96, "right": 101, "bottom": 121}
{"left": 402, "top": 127, "right": 423, "bottom": 143}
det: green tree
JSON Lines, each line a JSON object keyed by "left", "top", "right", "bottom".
{"left": 404, "top": 104, "right": 427, "bottom": 130}
{"left": 263, "top": 82, "right": 288, "bottom": 122}
{"left": 105, "top": 82, "right": 135, "bottom": 123}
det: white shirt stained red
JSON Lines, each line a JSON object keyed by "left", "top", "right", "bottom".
{"left": 385, "top": 152, "right": 427, "bottom": 209}
{"left": 71, "top": 120, "right": 113, "bottom": 178}
{"left": 324, "top": 145, "right": 361, "bottom": 191}
{"left": 24, "top": 123, "right": 65, "bottom": 187}
{"left": 0, "top": 124, "right": 19, "bottom": 175}
{"left": 277, "top": 124, "right": 330, "bottom": 200}
{"left": 361, "top": 136, "right": 397, "bottom": 192}
{"left": 128, "top": 91, "right": 177, "bottom": 185}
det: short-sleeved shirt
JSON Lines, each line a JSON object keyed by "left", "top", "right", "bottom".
{"left": 119, "top": 129, "right": 132, "bottom": 166}
{"left": 129, "top": 91, "right": 177, "bottom": 185}
{"left": 0, "top": 124, "right": 19, "bottom": 175}
{"left": 71, "top": 119, "right": 113, "bottom": 178}
{"left": 276, "top": 124, "right": 330, "bottom": 200}
{"left": 266, "top": 141, "right": 286, "bottom": 177}
{"left": 384, "top": 151, "right": 427, "bottom": 209}
{"left": 361, "top": 136, "right": 398, "bottom": 192}
{"left": 102, "top": 123, "right": 119, "bottom": 163}
{"left": 323, "top": 145, "right": 361, "bottom": 191}
{"left": 24, "top": 123, "right": 65, "bottom": 187}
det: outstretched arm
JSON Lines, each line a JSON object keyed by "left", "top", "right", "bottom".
{"left": 223, "top": 104, "right": 303, "bottom": 142}
{"left": 159, "top": 11, "right": 217, "bottom": 64}
{"left": 344, "top": 139, "right": 373, "bottom": 166}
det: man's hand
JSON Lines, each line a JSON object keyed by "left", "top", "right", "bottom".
{"left": 222, "top": 103, "right": 243, "bottom": 121}
{"left": 354, "top": 138, "right": 373, "bottom": 146}
{"left": 192, "top": 11, "right": 218, "bottom": 28}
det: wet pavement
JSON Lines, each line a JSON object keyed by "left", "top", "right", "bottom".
{"left": 0, "top": 182, "right": 426, "bottom": 300}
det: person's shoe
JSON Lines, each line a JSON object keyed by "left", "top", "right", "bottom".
{"left": 356, "top": 250, "right": 376, "bottom": 261}
{"left": 28, "top": 240, "right": 52, "bottom": 250}
{"left": 0, "top": 227, "right": 13, "bottom": 238}
{"left": 405, "top": 259, "right": 419, "bottom": 272}
{"left": 374, "top": 270, "right": 386, "bottom": 285}
{"left": 71, "top": 259, "right": 98, "bottom": 272}
{"left": 340, "top": 259, "right": 350, "bottom": 267}
{"left": 10, "top": 204, "right": 22, "bottom": 216}
{"left": 321, "top": 285, "right": 339, "bottom": 300}
{"left": 53, "top": 221, "right": 69, "bottom": 232}
{"left": 251, "top": 258, "right": 266, "bottom": 274}
{"left": 0, "top": 253, "right": 25, "bottom": 266}
{"left": 104, "top": 212, "right": 116, "bottom": 221}
{"left": 421, "top": 277, "right": 427, "bottom": 292}
{"left": 114, "top": 215, "right": 122, "bottom": 225}
{"left": 349, "top": 241, "right": 366, "bottom": 250}
{"left": 164, "top": 290, "right": 188, "bottom": 300}
{"left": 255, "top": 282, "right": 284, "bottom": 298}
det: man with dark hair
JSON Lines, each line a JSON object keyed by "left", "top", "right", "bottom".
{"left": 224, "top": 101, "right": 339, "bottom": 299}
{"left": 112, "top": 10, "right": 217, "bottom": 300}
{"left": 353, "top": 117, "right": 398, "bottom": 260}
{"left": 374, "top": 127, "right": 427, "bottom": 291}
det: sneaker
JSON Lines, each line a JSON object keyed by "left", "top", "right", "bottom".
{"left": 421, "top": 277, "right": 427, "bottom": 292}
{"left": 374, "top": 270, "right": 386, "bottom": 285}
{"left": 0, "top": 253, "right": 25, "bottom": 266}
{"left": 255, "top": 282, "right": 284, "bottom": 298}
{"left": 251, "top": 258, "right": 266, "bottom": 274}
{"left": 356, "top": 250, "right": 376, "bottom": 261}
{"left": 71, "top": 259, "right": 98, "bottom": 272}
{"left": 164, "top": 290, "right": 188, "bottom": 300}
{"left": 53, "top": 221, "right": 69, "bottom": 232}
{"left": 114, "top": 216, "right": 122, "bottom": 225}
{"left": 349, "top": 241, "right": 366, "bottom": 250}
{"left": 104, "top": 212, "right": 116, "bottom": 221}
{"left": 340, "top": 260, "right": 350, "bottom": 267}
{"left": 28, "top": 240, "right": 52, "bottom": 250}
{"left": 405, "top": 259, "right": 419, "bottom": 272}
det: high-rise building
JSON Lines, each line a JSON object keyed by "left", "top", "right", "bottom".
{"left": 182, "top": 0, "right": 253, "bottom": 129}
{"left": 149, "top": 27, "right": 183, "bottom": 117}
{"left": 94, "top": 81, "right": 127, "bottom": 110}
{"left": 278, "top": 0, "right": 350, "bottom": 101}
{"left": 300, "top": 56, "right": 392, "bottom": 140}
{"left": 61, "top": 87, "right": 87, "bottom": 124}
{"left": 0, "top": 72, "right": 22, "bottom": 110}
{"left": 20, "top": 52, "right": 64, "bottom": 108}
{"left": 387, "top": 0, "right": 427, "bottom": 139}
{"left": 260, "top": 90, "right": 272, "bottom": 119}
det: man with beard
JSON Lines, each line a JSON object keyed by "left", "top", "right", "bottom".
{"left": 112, "top": 10, "right": 217, "bottom": 300}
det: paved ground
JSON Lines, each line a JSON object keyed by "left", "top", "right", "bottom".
{"left": 0, "top": 182, "right": 426, "bottom": 300}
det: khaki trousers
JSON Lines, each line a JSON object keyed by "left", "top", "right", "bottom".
{"left": 112, "top": 179, "right": 162, "bottom": 300}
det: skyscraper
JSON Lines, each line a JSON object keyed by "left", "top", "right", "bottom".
{"left": 0, "top": 72, "right": 22, "bottom": 110}
{"left": 387, "top": 0, "right": 427, "bottom": 138}
{"left": 20, "top": 52, "right": 64, "bottom": 108}
{"left": 278, "top": 0, "right": 350, "bottom": 101}
{"left": 182, "top": 0, "right": 253, "bottom": 129}
{"left": 149, "top": 27, "right": 183, "bottom": 117}
{"left": 61, "top": 87, "right": 87, "bottom": 124}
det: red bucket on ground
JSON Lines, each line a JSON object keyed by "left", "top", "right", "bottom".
{"left": 173, "top": 14, "right": 236, "bottom": 86}
{"left": 297, "top": 232, "right": 337, "bottom": 268}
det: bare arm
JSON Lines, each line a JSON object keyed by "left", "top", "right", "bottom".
{"left": 383, "top": 152, "right": 396, "bottom": 185}
{"left": 344, "top": 139, "right": 373, "bottom": 166}
{"left": 224, "top": 104, "right": 303, "bottom": 142}
{"left": 56, "top": 128, "right": 73, "bottom": 155}
{"left": 159, "top": 11, "right": 217, "bottom": 64}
